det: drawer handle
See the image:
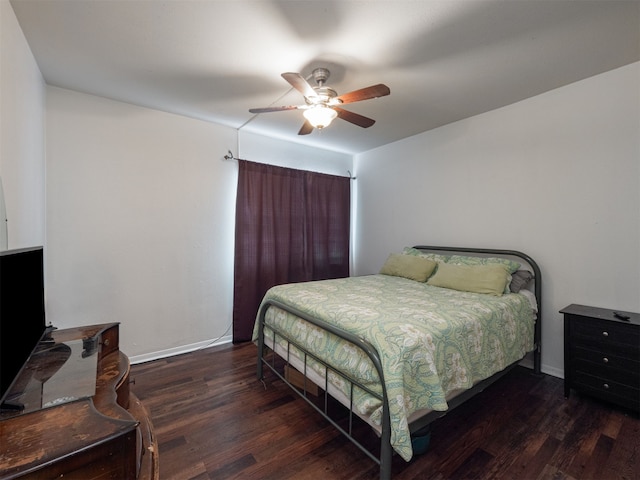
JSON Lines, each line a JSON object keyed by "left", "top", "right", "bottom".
{"left": 602, "top": 331, "right": 609, "bottom": 337}
{"left": 603, "top": 383, "right": 610, "bottom": 390}
{"left": 603, "top": 357, "right": 609, "bottom": 363}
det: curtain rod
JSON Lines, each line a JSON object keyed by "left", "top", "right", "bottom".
{"left": 223, "top": 150, "right": 356, "bottom": 179}
{"left": 223, "top": 150, "right": 248, "bottom": 162}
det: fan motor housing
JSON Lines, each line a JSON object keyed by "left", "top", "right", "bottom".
{"left": 308, "top": 86, "right": 339, "bottom": 105}
{"left": 311, "top": 67, "right": 331, "bottom": 85}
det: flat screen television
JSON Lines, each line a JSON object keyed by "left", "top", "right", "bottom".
{"left": 0, "top": 246, "right": 48, "bottom": 409}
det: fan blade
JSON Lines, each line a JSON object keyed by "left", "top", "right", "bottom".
{"left": 336, "top": 84, "right": 390, "bottom": 105}
{"left": 298, "top": 120, "right": 314, "bottom": 135}
{"left": 335, "top": 107, "right": 376, "bottom": 128}
{"left": 282, "top": 72, "right": 317, "bottom": 98}
{"left": 249, "top": 105, "right": 302, "bottom": 114}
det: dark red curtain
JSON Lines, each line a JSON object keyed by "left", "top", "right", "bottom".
{"left": 232, "top": 160, "right": 350, "bottom": 342}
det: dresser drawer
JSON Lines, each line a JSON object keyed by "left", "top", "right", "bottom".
{"left": 570, "top": 317, "right": 639, "bottom": 355}
{"left": 572, "top": 357, "right": 640, "bottom": 387}
{"left": 573, "top": 370, "right": 640, "bottom": 410}
{"left": 572, "top": 345, "right": 640, "bottom": 380}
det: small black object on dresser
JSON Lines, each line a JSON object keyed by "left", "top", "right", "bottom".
{"left": 562, "top": 304, "right": 639, "bottom": 412}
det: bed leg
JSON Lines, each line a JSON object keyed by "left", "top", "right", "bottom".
{"left": 256, "top": 337, "right": 265, "bottom": 380}
{"left": 379, "top": 401, "right": 392, "bottom": 480}
{"left": 257, "top": 353, "right": 263, "bottom": 380}
{"left": 534, "top": 344, "right": 541, "bottom": 375}
{"left": 256, "top": 313, "right": 265, "bottom": 380}
{"left": 380, "top": 444, "right": 392, "bottom": 480}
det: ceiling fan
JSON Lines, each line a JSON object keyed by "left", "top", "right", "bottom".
{"left": 249, "top": 67, "right": 390, "bottom": 135}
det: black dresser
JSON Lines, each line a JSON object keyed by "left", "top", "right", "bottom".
{"left": 562, "top": 304, "right": 639, "bottom": 412}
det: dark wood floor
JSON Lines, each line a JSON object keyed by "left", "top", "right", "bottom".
{"left": 130, "top": 342, "right": 639, "bottom": 480}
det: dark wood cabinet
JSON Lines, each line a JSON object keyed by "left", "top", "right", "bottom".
{"left": 0, "top": 323, "right": 158, "bottom": 479}
{"left": 562, "top": 304, "right": 639, "bottom": 412}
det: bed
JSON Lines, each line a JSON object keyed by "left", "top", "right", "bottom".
{"left": 253, "top": 246, "right": 542, "bottom": 479}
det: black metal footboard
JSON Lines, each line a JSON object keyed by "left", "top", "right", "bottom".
{"left": 256, "top": 298, "right": 394, "bottom": 480}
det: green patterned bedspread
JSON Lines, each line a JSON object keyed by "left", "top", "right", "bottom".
{"left": 252, "top": 274, "right": 535, "bottom": 461}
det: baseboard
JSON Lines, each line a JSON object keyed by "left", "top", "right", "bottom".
{"left": 129, "top": 335, "right": 233, "bottom": 365}
{"left": 518, "top": 354, "right": 563, "bottom": 379}
{"left": 541, "top": 364, "right": 564, "bottom": 379}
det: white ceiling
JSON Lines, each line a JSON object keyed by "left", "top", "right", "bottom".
{"left": 10, "top": 0, "right": 640, "bottom": 155}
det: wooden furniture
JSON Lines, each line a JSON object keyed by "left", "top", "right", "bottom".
{"left": 0, "top": 323, "right": 158, "bottom": 479}
{"left": 562, "top": 304, "right": 639, "bottom": 412}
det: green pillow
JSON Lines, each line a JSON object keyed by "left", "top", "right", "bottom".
{"left": 446, "top": 254, "right": 521, "bottom": 274}
{"left": 427, "top": 262, "right": 510, "bottom": 295}
{"left": 380, "top": 253, "right": 437, "bottom": 282}
{"left": 402, "top": 247, "right": 451, "bottom": 263}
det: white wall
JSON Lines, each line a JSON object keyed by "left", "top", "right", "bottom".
{"left": 45, "top": 88, "right": 352, "bottom": 362}
{"left": 354, "top": 62, "right": 640, "bottom": 378}
{"left": 0, "top": 0, "right": 46, "bottom": 249}
{"left": 46, "top": 87, "right": 239, "bottom": 361}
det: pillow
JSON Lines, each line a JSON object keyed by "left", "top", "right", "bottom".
{"left": 509, "top": 270, "right": 534, "bottom": 293}
{"left": 446, "top": 254, "right": 521, "bottom": 274}
{"left": 380, "top": 253, "right": 437, "bottom": 282}
{"left": 426, "top": 262, "right": 510, "bottom": 296}
{"left": 402, "top": 247, "right": 451, "bottom": 264}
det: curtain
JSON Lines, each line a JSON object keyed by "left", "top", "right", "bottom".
{"left": 232, "top": 160, "right": 350, "bottom": 342}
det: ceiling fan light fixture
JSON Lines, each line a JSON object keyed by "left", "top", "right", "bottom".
{"left": 249, "top": 69, "right": 389, "bottom": 135}
{"left": 303, "top": 105, "right": 338, "bottom": 129}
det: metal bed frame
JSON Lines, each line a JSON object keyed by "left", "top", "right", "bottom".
{"left": 256, "top": 246, "right": 542, "bottom": 480}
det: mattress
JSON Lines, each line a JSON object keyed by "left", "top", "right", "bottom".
{"left": 253, "top": 274, "right": 536, "bottom": 461}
